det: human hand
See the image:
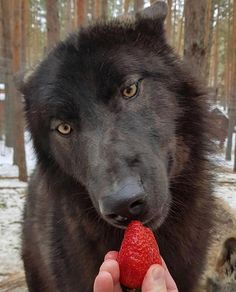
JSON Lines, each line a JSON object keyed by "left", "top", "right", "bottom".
{"left": 93, "top": 251, "right": 178, "bottom": 292}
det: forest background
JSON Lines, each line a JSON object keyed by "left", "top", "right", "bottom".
{"left": 0, "top": 0, "right": 236, "bottom": 181}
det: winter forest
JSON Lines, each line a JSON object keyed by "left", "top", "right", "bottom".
{"left": 0, "top": 0, "right": 236, "bottom": 291}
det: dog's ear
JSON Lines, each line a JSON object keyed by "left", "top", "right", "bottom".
{"left": 135, "top": 1, "right": 168, "bottom": 23}
{"left": 135, "top": 1, "right": 168, "bottom": 38}
{"left": 17, "top": 68, "right": 35, "bottom": 102}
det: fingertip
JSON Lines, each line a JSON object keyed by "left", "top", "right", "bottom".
{"left": 100, "top": 259, "right": 119, "bottom": 272}
{"left": 104, "top": 251, "right": 118, "bottom": 261}
{"left": 161, "top": 257, "right": 167, "bottom": 269}
{"left": 142, "top": 264, "right": 168, "bottom": 292}
{"left": 150, "top": 264, "right": 165, "bottom": 280}
{"left": 94, "top": 271, "right": 113, "bottom": 292}
{"left": 99, "top": 259, "right": 120, "bottom": 284}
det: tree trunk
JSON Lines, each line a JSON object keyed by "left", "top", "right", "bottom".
{"left": 184, "top": 0, "right": 208, "bottom": 80}
{"left": 21, "top": 0, "right": 29, "bottom": 70}
{"left": 92, "top": 0, "right": 100, "bottom": 21}
{"left": 226, "top": 0, "right": 236, "bottom": 164}
{"left": 224, "top": 0, "right": 232, "bottom": 108}
{"left": 65, "top": 0, "right": 73, "bottom": 34}
{"left": 46, "top": 0, "right": 60, "bottom": 50}
{"left": 204, "top": 0, "right": 215, "bottom": 82}
{"left": 166, "top": 0, "right": 172, "bottom": 42}
{"left": 172, "top": 0, "right": 178, "bottom": 47}
{"left": 124, "top": 0, "right": 130, "bottom": 14}
{"left": 101, "top": 0, "right": 108, "bottom": 20}
{"left": 234, "top": 133, "right": 236, "bottom": 172}
{"left": 0, "top": 7, "right": 3, "bottom": 139}
{"left": 177, "top": 5, "right": 184, "bottom": 54}
{"left": 212, "top": 4, "right": 219, "bottom": 97}
{"left": 77, "top": 0, "right": 85, "bottom": 26}
{"left": 134, "top": 0, "right": 144, "bottom": 13}
{"left": 12, "top": 0, "right": 27, "bottom": 181}
{"left": 0, "top": 0, "right": 15, "bottom": 147}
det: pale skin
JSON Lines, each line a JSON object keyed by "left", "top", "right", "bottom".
{"left": 93, "top": 251, "right": 178, "bottom": 292}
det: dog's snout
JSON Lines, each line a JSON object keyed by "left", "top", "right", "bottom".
{"left": 99, "top": 177, "right": 147, "bottom": 224}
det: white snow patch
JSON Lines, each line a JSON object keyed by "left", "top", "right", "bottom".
{"left": 0, "top": 189, "right": 25, "bottom": 280}
{"left": 0, "top": 132, "right": 36, "bottom": 176}
{"left": 0, "top": 179, "right": 27, "bottom": 189}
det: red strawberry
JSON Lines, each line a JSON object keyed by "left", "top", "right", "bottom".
{"left": 117, "top": 221, "right": 162, "bottom": 289}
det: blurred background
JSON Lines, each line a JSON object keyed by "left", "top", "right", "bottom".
{"left": 0, "top": 1, "right": 236, "bottom": 291}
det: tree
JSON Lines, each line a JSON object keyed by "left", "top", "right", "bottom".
{"left": 0, "top": 4, "right": 3, "bottom": 139}
{"left": 223, "top": 0, "right": 232, "bottom": 107}
{"left": 204, "top": 0, "right": 215, "bottom": 82}
{"left": 92, "top": 0, "right": 100, "bottom": 20}
{"left": 12, "top": 0, "right": 27, "bottom": 181}
{"left": 176, "top": 3, "right": 184, "bottom": 54}
{"left": 64, "top": 0, "right": 73, "bottom": 33}
{"left": 77, "top": 0, "right": 85, "bottom": 26}
{"left": 0, "top": 0, "right": 15, "bottom": 147}
{"left": 184, "top": 0, "right": 208, "bottom": 79}
{"left": 225, "top": 0, "right": 236, "bottom": 169}
{"left": 134, "top": 0, "right": 144, "bottom": 12}
{"left": 124, "top": 0, "right": 130, "bottom": 14}
{"left": 1, "top": 0, "right": 11, "bottom": 145}
{"left": 21, "top": 0, "right": 29, "bottom": 70}
{"left": 46, "top": 0, "right": 60, "bottom": 49}
{"left": 212, "top": 3, "right": 219, "bottom": 95}
{"left": 101, "top": 0, "right": 108, "bottom": 20}
{"left": 166, "top": 0, "right": 172, "bottom": 41}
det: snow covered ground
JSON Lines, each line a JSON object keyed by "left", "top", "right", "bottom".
{"left": 0, "top": 140, "right": 235, "bottom": 290}
{"left": 0, "top": 188, "right": 25, "bottom": 282}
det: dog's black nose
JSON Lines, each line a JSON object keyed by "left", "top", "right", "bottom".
{"left": 99, "top": 177, "right": 147, "bottom": 224}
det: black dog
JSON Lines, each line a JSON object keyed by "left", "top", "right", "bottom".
{"left": 21, "top": 2, "right": 214, "bottom": 291}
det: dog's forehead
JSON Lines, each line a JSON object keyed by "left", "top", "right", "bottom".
{"left": 67, "top": 24, "right": 149, "bottom": 74}
{"left": 56, "top": 44, "right": 146, "bottom": 98}
{"left": 40, "top": 23, "right": 163, "bottom": 112}
{"left": 74, "top": 46, "right": 145, "bottom": 78}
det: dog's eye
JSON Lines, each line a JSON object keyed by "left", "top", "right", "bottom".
{"left": 122, "top": 83, "right": 138, "bottom": 99}
{"left": 57, "top": 123, "right": 72, "bottom": 135}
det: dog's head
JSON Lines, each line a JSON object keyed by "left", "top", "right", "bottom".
{"left": 21, "top": 2, "right": 204, "bottom": 229}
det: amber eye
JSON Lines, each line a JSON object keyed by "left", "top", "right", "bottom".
{"left": 122, "top": 83, "right": 138, "bottom": 99}
{"left": 57, "top": 123, "right": 72, "bottom": 135}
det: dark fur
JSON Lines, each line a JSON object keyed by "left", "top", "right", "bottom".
{"left": 22, "top": 8, "right": 214, "bottom": 292}
{"left": 207, "top": 237, "right": 236, "bottom": 291}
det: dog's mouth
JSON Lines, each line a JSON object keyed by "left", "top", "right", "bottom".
{"left": 102, "top": 202, "right": 170, "bottom": 230}
{"left": 103, "top": 214, "right": 163, "bottom": 230}
{"left": 96, "top": 175, "right": 171, "bottom": 230}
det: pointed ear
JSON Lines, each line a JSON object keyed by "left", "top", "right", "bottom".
{"left": 17, "top": 66, "right": 38, "bottom": 102}
{"left": 135, "top": 1, "right": 168, "bottom": 23}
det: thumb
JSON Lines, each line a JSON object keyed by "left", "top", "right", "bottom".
{"left": 142, "top": 265, "right": 167, "bottom": 292}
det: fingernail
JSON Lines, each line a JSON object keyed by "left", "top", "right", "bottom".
{"left": 152, "top": 266, "right": 164, "bottom": 281}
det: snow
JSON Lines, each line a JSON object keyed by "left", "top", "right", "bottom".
{"left": 0, "top": 132, "right": 36, "bottom": 176}
{"left": 0, "top": 189, "right": 25, "bottom": 281}
{"left": 0, "top": 137, "right": 235, "bottom": 288}
{"left": 210, "top": 104, "right": 229, "bottom": 119}
{"left": 0, "top": 83, "right": 5, "bottom": 101}
{"left": 0, "top": 179, "right": 27, "bottom": 189}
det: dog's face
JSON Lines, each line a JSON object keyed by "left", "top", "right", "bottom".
{"left": 23, "top": 3, "right": 183, "bottom": 229}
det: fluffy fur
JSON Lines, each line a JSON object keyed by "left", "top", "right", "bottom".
{"left": 22, "top": 5, "right": 214, "bottom": 292}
